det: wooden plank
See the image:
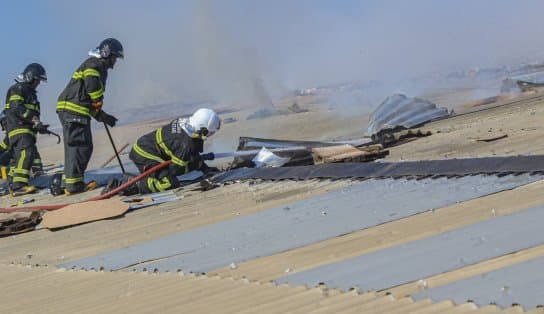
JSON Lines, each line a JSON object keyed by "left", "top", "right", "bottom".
{"left": 41, "top": 198, "right": 130, "bottom": 229}
{"left": 312, "top": 145, "right": 387, "bottom": 164}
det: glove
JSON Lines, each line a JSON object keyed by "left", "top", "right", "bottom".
{"left": 201, "top": 152, "right": 215, "bottom": 160}
{"left": 33, "top": 121, "right": 50, "bottom": 134}
{"left": 96, "top": 111, "right": 118, "bottom": 127}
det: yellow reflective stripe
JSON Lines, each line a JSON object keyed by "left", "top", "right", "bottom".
{"left": 158, "top": 177, "right": 171, "bottom": 190}
{"left": 83, "top": 68, "right": 100, "bottom": 77}
{"left": 9, "top": 94, "right": 24, "bottom": 102}
{"left": 65, "top": 176, "right": 84, "bottom": 184}
{"left": 8, "top": 128, "right": 35, "bottom": 138}
{"left": 147, "top": 177, "right": 158, "bottom": 193}
{"left": 12, "top": 168, "right": 29, "bottom": 175}
{"left": 4, "top": 103, "right": 10, "bottom": 109}
{"left": 56, "top": 101, "right": 91, "bottom": 116}
{"left": 24, "top": 103, "right": 39, "bottom": 111}
{"left": 72, "top": 72, "right": 84, "bottom": 79}
{"left": 88, "top": 87, "right": 104, "bottom": 100}
{"left": 72, "top": 68, "right": 101, "bottom": 80}
{"left": 12, "top": 176, "right": 29, "bottom": 183}
{"left": 0, "top": 141, "right": 7, "bottom": 150}
{"left": 155, "top": 128, "right": 188, "bottom": 169}
{"left": 133, "top": 142, "right": 164, "bottom": 163}
{"left": 17, "top": 149, "right": 26, "bottom": 169}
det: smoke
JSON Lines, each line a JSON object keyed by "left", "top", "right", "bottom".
{"left": 4, "top": 0, "right": 544, "bottom": 124}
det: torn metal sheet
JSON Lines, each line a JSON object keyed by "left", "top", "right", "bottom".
{"left": 59, "top": 174, "right": 541, "bottom": 273}
{"left": 238, "top": 137, "right": 371, "bottom": 150}
{"left": 211, "top": 155, "right": 544, "bottom": 183}
{"left": 367, "top": 94, "right": 449, "bottom": 135}
{"left": 275, "top": 204, "right": 544, "bottom": 295}
{"left": 413, "top": 255, "right": 544, "bottom": 309}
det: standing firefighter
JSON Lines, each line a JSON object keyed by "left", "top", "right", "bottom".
{"left": 103, "top": 108, "right": 221, "bottom": 195}
{"left": 56, "top": 38, "right": 123, "bottom": 194}
{"left": 4, "top": 63, "right": 48, "bottom": 195}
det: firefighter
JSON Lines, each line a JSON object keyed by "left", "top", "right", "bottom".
{"left": 4, "top": 63, "right": 48, "bottom": 195}
{"left": 56, "top": 38, "right": 123, "bottom": 194}
{"left": 102, "top": 108, "right": 221, "bottom": 195}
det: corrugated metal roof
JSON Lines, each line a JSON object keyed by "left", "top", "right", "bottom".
{"left": 59, "top": 175, "right": 539, "bottom": 273}
{"left": 275, "top": 204, "right": 544, "bottom": 296}
{"left": 413, "top": 255, "right": 544, "bottom": 308}
{"left": 210, "top": 181, "right": 544, "bottom": 285}
{"left": 0, "top": 264, "right": 528, "bottom": 314}
{"left": 0, "top": 180, "right": 349, "bottom": 266}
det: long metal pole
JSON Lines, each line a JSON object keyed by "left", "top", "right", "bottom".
{"left": 103, "top": 123, "right": 125, "bottom": 174}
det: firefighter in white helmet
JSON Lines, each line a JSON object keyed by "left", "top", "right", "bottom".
{"left": 103, "top": 108, "right": 221, "bottom": 195}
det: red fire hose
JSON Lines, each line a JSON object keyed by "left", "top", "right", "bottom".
{"left": 0, "top": 160, "right": 172, "bottom": 213}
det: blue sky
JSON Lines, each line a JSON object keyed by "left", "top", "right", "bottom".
{"left": 2, "top": 0, "right": 544, "bottom": 123}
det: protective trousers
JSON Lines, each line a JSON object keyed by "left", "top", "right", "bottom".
{"left": 8, "top": 133, "right": 37, "bottom": 189}
{"left": 0, "top": 135, "right": 41, "bottom": 168}
{"left": 58, "top": 111, "right": 93, "bottom": 193}
{"left": 129, "top": 148, "right": 179, "bottom": 194}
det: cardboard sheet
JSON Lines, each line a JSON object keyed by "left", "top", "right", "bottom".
{"left": 42, "top": 198, "right": 130, "bottom": 229}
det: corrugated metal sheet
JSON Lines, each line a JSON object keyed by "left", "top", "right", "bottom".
{"left": 275, "top": 204, "right": 544, "bottom": 303}
{"left": 0, "top": 263, "right": 513, "bottom": 314}
{"left": 0, "top": 180, "right": 348, "bottom": 266}
{"left": 367, "top": 94, "right": 449, "bottom": 135}
{"left": 209, "top": 181, "right": 544, "bottom": 284}
{"left": 413, "top": 255, "right": 544, "bottom": 308}
{"left": 60, "top": 174, "right": 540, "bottom": 273}
{"left": 212, "top": 155, "right": 544, "bottom": 183}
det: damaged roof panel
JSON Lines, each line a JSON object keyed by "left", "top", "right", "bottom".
{"left": 367, "top": 93, "right": 450, "bottom": 135}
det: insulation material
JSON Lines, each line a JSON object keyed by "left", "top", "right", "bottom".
{"left": 367, "top": 94, "right": 449, "bottom": 135}
{"left": 413, "top": 255, "right": 544, "bottom": 309}
{"left": 275, "top": 204, "right": 544, "bottom": 296}
{"left": 252, "top": 147, "right": 291, "bottom": 168}
{"left": 59, "top": 174, "right": 540, "bottom": 273}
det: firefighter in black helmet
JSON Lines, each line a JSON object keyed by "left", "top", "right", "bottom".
{"left": 4, "top": 63, "right": 48, "bottom": 195}
{"left": 56, "top": 38, "right": 123, "bottom": 194}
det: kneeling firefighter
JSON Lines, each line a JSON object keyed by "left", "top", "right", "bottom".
{"left": 103, "top": 108, "right": 221, "bottom": 195}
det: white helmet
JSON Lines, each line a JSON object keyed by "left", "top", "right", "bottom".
{"left": 181, "top": 108, "right": 221, "bottom": 139}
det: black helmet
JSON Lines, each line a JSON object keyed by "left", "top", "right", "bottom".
{"left": 20, "top": 63, "right": 47, "bottom": 83}
{"left": 98, "top": 38, "right": 124, "bottom": 59}
{"left": 49, "top": 173, "right": 65, "bottom": 196}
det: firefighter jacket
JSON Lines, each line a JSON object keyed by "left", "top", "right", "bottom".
{"left": 56, "top": 57, "right": 108, "bottom": 119}
{"left": 132, "top": 119, "right": 205, "bottom": 175}
{"left": 4, "top": 82, "right": 40, "bottom": 139}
